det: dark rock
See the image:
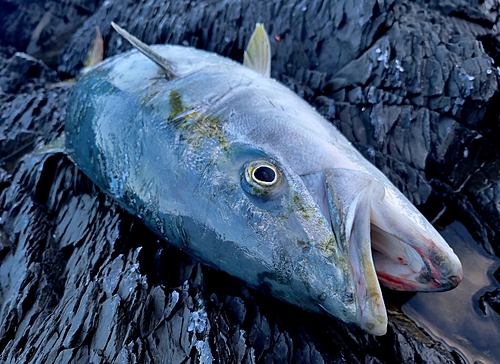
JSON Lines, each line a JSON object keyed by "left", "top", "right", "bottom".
{"left": 0, "top": 85, "right": 68, "bottom": 171}
{"left": 479, "top": 289, "right": 500, "bottom": 316}
{"left": 0, "top": 0, "right": 103, "bottom": 66}
{"left": 0, "top": 51, "right": 59, "bottom": 93}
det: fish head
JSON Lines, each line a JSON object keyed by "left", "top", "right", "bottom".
{"left": 204, "top": 69, "right": 462, "bottom": 335}
{"left": 211, "top": 131, "right": 461, "bottom": 336}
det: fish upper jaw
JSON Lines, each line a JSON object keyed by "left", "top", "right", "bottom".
{"left": 369, "top": 187, "right": 463, "bottom": 292}
{"left": 301, "top": 168, "right": 462, "bottom": 336}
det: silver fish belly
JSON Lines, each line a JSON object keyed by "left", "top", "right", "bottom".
{"left": 64, "top": 24, "right": 462, "bottom": 336}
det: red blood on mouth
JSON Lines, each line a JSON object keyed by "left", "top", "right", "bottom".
{"left": 377, "top": 272, "right": 414, "bottom": 290}
{"left": 412, "top": 246, "right": 442, "bottom": 282}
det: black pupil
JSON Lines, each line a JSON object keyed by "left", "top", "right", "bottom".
{"left": 254, "top": 166, "right": 276, "bottom": 183}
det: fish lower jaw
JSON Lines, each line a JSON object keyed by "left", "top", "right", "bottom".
{"left": 353, "top": 275, "right": 387, "bottom": 336}
{"left": 349, "top": 238, "right": 388, "bottom": 336}
{"left": 358, "top": 311, "right": 387, "bottom": 336}
{"left": 371, "top": 247, "right": 428, "bottom": 291}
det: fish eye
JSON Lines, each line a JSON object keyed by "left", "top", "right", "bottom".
{"left": 253, "top": 165, "right": 277, "bottom": 185}
{"left": 243, "top": 159, "right": 283, "bottom": 195}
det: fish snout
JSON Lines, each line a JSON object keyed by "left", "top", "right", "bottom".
{"left": 417, "top": 244, "right": 463, "bottom": 291}
{"left": 368, "top": 181, "right": 463, "bottom": 292}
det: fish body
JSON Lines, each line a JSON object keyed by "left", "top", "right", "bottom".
{"left": 65, "top": 24, "right": 462, "bottom": 335}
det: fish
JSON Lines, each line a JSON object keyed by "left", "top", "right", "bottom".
{"left": 63, "top": 22, "right": 462, "bottom": 336}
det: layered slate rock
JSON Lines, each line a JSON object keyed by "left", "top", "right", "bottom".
{"left": 2, "top": 0, "right": 500, "bottom": 362}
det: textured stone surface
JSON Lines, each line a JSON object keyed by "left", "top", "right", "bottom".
{"left": 0, "top": 0, "right": 103, "bottom": 67}
{"left": 2, "top": 0, "right": 500, "bottom": 362}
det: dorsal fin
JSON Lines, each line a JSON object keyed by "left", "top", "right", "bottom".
{"left": 243, "top": 23, "right": 271, "bottom": 78}
{"left": 111, "top": 22, "right": 177, "bottom": 79}
{"left": 84, "top": 26, "right": 103, "bottom": 68}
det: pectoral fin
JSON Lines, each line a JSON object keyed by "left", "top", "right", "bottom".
{"left": 244, "top": 23, "right": 271, "bottom": 78}
{"left": 34, "top": 133, "right": 67, "bottom": 155}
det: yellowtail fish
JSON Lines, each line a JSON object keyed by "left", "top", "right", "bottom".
{"left": 64, "top": 23, "right": 462, "bottom": 335}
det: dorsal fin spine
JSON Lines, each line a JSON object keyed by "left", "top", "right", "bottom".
{"left": 111, "top": 22, "right": 177, "bottom": 79}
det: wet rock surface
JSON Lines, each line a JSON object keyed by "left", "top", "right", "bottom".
{"left": 480, "top": 288, "right": 500, "bottom": 315}
{"left": 0, "top": 0, "right": 103, "bottom": 67}
{"left": 1, "top": 0, "right": 499, "bottom": 362}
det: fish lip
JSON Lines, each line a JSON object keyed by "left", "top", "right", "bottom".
{"left": 442, "top": 274, "right": 462, "bottom": 287}
{"left": 417, "top": 248, "right": 462, "bottom": 290}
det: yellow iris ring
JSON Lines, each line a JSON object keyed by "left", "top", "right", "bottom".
{"left": 244, "top": 160, "right": 282, "bottom": 190}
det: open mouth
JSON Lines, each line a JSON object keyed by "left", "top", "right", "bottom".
{"left": 301, "top": 168, "right": 462, "bottom": 335}
{"left": 371, "top": 224, "right": 432, "bottom": 290}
